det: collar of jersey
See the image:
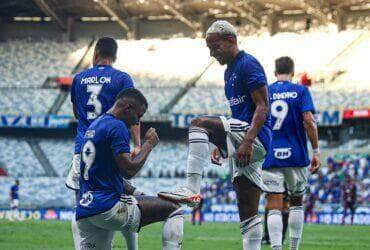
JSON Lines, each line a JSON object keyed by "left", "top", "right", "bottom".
{"left": 228, "top": 50, "right": 245, "bottom": 69}
{"left": 95, "top": 64, "right": 112, "bottom": 69}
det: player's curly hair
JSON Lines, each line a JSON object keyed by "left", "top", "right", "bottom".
{"left": 116, "top": 88, "right": 148, "bottom": 108}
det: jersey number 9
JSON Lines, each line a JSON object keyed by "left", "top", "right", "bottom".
{"left": 82, "top": 140, "right": 96, "bottom": 181}
{"left": 271, "top": 100, "right": 288, "bottom": 130}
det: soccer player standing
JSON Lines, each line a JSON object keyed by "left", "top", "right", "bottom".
{"left": 76, "top": 89, "right": 183, "bottom": 250}
{"left": 159, "top": 20, "right": 271, "bottom": 249}
{"left": 65, "top": 37, "right": 141, "bottom": 249}
{"left": 342, "top": 175, "right": 357, "bottom": 225}
{"left": 9, "top": 179, "right": 20, "bottom": 221}
{"left": 262, "top": 56, "right": 320, "bottom": 250}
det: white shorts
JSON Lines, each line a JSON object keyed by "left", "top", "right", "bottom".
{"left": 77, "top": 196, "right": 141, "bottom": 250}
{"left": 262, "top": 167, "right": 309, "bottom": 196}
{"left": 10, "top": 199, "right": 19, "bottom": 209}
{"left": 220, "top": 116, "right": 267, "bottom": 189}
{"left": 66, "top": 154, "right": 81, "bottom": 191}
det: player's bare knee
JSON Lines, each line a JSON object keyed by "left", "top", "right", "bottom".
{"left": 289, "top": 195, "right": 303, "bottom": 207}
{"left": 266, "top": 193, "right": 283, "bottom": 211}
{"left": 190, "top": 117, "right": 210, "bottom": 129}
{"left": 170, "top": 202, "right": 181, "bottom": 213}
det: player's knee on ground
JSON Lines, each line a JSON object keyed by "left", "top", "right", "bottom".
{"left": 266, "top": 193, "right": 283, "bottom": 211}
{"left": 289, "top": 195, "right": 303, "bottom": 207}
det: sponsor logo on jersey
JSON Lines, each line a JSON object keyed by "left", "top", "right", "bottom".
{"left": 272, "top": 91, "right": 298, "bottom": 100}
{"left": 80, "top": 76, "right": 111, "bottom": 84}
{"left": 85, "top": 130, "right": 95, "bottom": 139}
{"left": 273, "top": 148, "right": 292, "bottom": 159}
{"left": 263, "top": 179, "right": 280, "bottom": 187}
{"left": 228, "top": 95, "right": 246, "bottom": 107}
{"left": 80, "top": 191, "right": 93, "bottom": 207}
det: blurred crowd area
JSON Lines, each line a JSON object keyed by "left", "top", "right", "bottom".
{"left": 200, "top": 153, "right": 370, "bottom": 212}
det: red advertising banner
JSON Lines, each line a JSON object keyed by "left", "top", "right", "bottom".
{"left": 343, "top": 109, "right": 370, "bottom": 119}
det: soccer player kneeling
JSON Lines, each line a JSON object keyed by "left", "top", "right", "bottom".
{"left": 76, "top": 88, "right": 183, "bottom": 250}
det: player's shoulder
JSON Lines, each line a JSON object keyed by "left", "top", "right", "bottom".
{"left": 110, "top": 67, "right": 132, "bottom": 80}
{"left": 97, "top": 114, "right": 129, "bottom": 132}
{"left": 239, "top": 51, "right": 260, "bottom": 66}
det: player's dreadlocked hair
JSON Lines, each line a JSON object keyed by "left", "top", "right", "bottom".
{"left": 95, "top": 37, "right": 118, "bottom": 59}
{"left": 116, "top": 88, "right": 148, "bottom": 109}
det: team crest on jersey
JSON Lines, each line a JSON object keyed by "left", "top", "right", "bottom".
{"left": 85, "top": 130, "right": 95, "bottom": 139}
{"left": 80, "top": 191, "right": 93, "bottom": 207}
{"left": 273, "top": 148, "right": 292, "bottom": 159}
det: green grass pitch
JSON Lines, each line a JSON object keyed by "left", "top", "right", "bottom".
{"left": 0, "top": 220, "right": 369, "bottom": 249}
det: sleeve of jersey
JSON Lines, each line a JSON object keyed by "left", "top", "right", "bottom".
{"left": 242, "top": 59, "right": 267, "bottom": 92}
{"left": 109, "top": 123, "right": 131, "bottom": 157}
{"left": 120, "top": 73, "right": 135, "bottom": 89}
{"left": 70, "top": 76, "right": 77, "bottom": 104}
{"left": 301, "top": 86, "right": 315, "bottom": 114}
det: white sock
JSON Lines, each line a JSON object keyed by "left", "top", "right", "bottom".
{"left": 289, "top": 206, "right": 304, "bottom": 250}
{"left": 186, "top": 127, "right": 210, "bottom": 193}
{"left": 71, "top": 212, "right": 82, "bottom": 250}
{"left": 267, "top": 210, "right": 283, "bottom": 250}
{"left": 121, "top": 229, "right": 138, "bottom": 250}
{"left": 162, "top": 209, "right": 184, "bottom": 250}
{"left": 241, "top": 215, "right": 262, "bottom": 250}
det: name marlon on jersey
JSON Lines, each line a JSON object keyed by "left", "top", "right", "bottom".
{"left": 272, "top": 91, "right": 298, "bottom": 100}
{"left": 80, "top": 76, "right": 112, "bottom": 85}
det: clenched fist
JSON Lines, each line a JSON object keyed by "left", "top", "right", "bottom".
{"left": 145, "top": 128, "right": 159, "bottom": 147}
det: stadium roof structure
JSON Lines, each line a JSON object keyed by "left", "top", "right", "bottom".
{"left": 1, "top": 0, "right": 369, "bottom": 35}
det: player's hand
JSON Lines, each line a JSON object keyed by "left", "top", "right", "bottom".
{"left": 144, "top": 128, "right": 159, "bottom": 147}
{"left": 236, "top": 139, "right": 253, "bottom": 166}
{"left": 309, "top": 153, "right": 321, "bottom": 174}
{"left": 211, "top": 148, "right": 222, "bottom": 166}
{"left": 130, "top": 145, "right": 141, "bottom": 158}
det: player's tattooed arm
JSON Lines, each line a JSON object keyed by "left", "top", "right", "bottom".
{"left": 303, "top": 111, "right": 318, "bottom": 150}
{"left": 303, "top": 111, "right": 320, "bottom": 173}
{"left": 236, "top": 85, "right": 269, "bottom": 164}
{"left": 115, "top": 128, "right": 159, "bottom": 179}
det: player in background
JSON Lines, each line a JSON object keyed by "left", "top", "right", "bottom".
{"left": 341, "top": 175, "right": 357, "bottom": 225}
{"left": 77, "top": 89, "right": 183, "bottom": 250}
{"left": 159, "top": 20, "right": 271, "bottom": 250}
{"left": 65, "top": 37, "right": 141, "bottom": 250}
{"left": 262, "top": 56, "right": 320, "bottom": 250}
{"left": 9, "top": 179, "right": 20, "bottom": 221}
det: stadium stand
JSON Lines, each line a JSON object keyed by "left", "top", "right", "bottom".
{"left": 0, "top": 38, "right": 88, "bottom": 87}
{"left": 115, "top": 38, "right": 210, "bottom": 88}
{"left": 200, "top": 153, "right": 370, "bottom": 213}
{"left": 0, "top": 138, "right": 45, "bottom": 177}
{"left": 0, "top": 89, "right": 59, "bottom": 115}
{"left": 38, "top": 139, "right": 75, "bottom": 177}
{"left": 0, "top": 137, "right": 368, "bottom": 209}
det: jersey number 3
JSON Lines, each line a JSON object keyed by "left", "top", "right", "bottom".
{"left": 271, "top": 100, "right": 288, "bottom": 130}
{"left": 87, "top": 85, "right": 103, "bottom": 120}
{"left": 82, "top": 140, "right": 96, "bottom": 181}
